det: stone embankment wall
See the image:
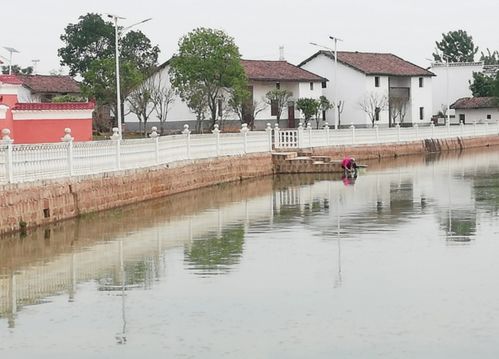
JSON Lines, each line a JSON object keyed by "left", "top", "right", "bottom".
{"left": 0, "top": 154, "right": 273, "bottom": 236}
{"left": 2, "top": 135, "right": 499, "bottom": 236}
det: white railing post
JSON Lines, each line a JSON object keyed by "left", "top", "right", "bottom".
{"left": 265, "top": 123, "right": 273, "bottom": 152}
{"left": 396, "top": 123, "right": 401, "bottom": 143}
{"left": 473, "top": 121, "right": 477, "bottom": 136}
{"left": 374, "top": 124, "right": 379, "bottom": 143}
{"left": 110, "top": 127, "right": 121, "bottom": 170}
{"left": 240, "top": 123, "right": 249, "bottom": 154}
{"left": 350, "top": 123, "right": 355, "bottom": 144}
{"left": 150, "top": 126, "right": 160, "bottom": 164}
{"left": 460, "top": 120, "right": 464, "bottom": 136}
{"left": 274, "top": 123, "right": 280, "bottom": 148}
{"left": 324, "top": 122, "right": 330, "bottom": 146}
{"left": 307, "top": 122, "right": 312, "bottom": 147}
{"left": 2, "top": 129, "right": 14, "bottom": 183}
{"left": 447, "top": 121, "right": 451, "bottom": 137}
{"left": 430, "top": 123, "right": 435, "bottom": 138}
{"left": 61, "top": 128, "right": 74, "bottom": 176}
{"left": 183, "top": 124, "right": 191, "bottom": 159}
{"left": 414, "top": 123, "right": 419, "bottom": 140}
{"left": 297, "top": 122, "right": 304, "bottom": 148}
{"left": 212, "top": 124, "right": 220, "bottom": 156}
{"left": 485, "top": 121, "right": 489, "bottom": 136}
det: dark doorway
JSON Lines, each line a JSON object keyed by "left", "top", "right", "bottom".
{"left": 287, "top": 102, "right": 295, "bottom": 128}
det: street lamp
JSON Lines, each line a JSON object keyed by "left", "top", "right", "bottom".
{"left": 3, "top": 47, "right": 20, "bottom": 75}
{"left": 310, "top": 35, "right": 343, "bottom": 130}
{"left": 107, "top": 14, "right": 152, "bottom": 138}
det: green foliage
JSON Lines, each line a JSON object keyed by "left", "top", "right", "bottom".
{"left": 58, "top": 13, "right": 159, "bottom": 127}
{"left": 1, "top": 65, "right": 33, "bottom": 75}
{"left": 480, "top": 49, "right": 499, "bottom": 65}
{"left": 469, "top": 72, "right": 496, "bottom": 97}
{"left": 51, "top": 94, "right": 87, "bottom": 102}
{"left": 169, "top": 27, "right": 248, "bottom": 129}
{"left": 184, "top": 226, "right": 245, "bottom": 274}
{"left": 433, "top": 30, "right": 478, "bottom": 63}
{"left": 296, "top": 98, "right": 320, "bottom": 126}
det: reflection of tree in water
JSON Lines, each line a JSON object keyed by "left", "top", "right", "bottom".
{"left": 473, "top": 174, "right": 499, "bottom": 214}
{"left": 440, "top": 209, "right": 476, "bottom": 242}
{"left": 185, "top": 226, "right": 245, "bottom": 275}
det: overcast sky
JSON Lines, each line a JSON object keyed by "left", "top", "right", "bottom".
{"left": 3, "top": 0, "right": 497, "bottom": 75}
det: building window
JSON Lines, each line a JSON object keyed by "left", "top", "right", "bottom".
{"left": 322, "top": 81, "right": 327, "bottom": 88}
{"left": 419, "top": 77, "right": 424, "bottom": 88}
{"left": 217, "top": 99, "right": 223, "bottom": 118}
{"left": 271, "top": 100, "right": 278, "bottom": 116}
{"left": 419, "top": 107, "right": 424, "bottom": 120}
{"left": 487, "top": 114, "right": 492, "bottom": 120}
{"left": 310, "top": 82, "right": 314, "bottom": 91}
{"left": 375, "top": 76, "right": 380, "bottom": 87}
{"left": 276, "top": 82, "right": 280, "bottom": 89}
{"left": 459, "top": 114, "right": 466, "bottom": 124}
{"left": 375, "top": 107, "right": 380, "bottom": 121}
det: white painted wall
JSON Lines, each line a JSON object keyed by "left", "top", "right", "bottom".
{"left": 300, "top": 54, "right": 367, "bottom": 127}
{"left": 125, "top": 64, "right": 324, "bottom": 128}
{"left": 409, "top": 76, "right": 432, "bottom": 124}
{"left": 454, "top": 108, "right": 499, "bottom": 124}
{"left": 430, "top": 62, "right": 483, "bottom": 116}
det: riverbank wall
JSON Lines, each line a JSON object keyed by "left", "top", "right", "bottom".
{"left": 2, "top": 135, "right": 499, "bottom": 236}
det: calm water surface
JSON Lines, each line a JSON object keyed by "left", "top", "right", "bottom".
{"left": 2, "top": 149, "right": 499, "bottom": 358}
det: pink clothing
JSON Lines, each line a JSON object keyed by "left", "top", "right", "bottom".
{"left": 342, "top": 157, "right": 352, "bottom": 169}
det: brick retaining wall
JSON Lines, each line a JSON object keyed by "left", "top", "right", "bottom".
{"left": 2, "top": 135, "right": 499, "bottom": 236}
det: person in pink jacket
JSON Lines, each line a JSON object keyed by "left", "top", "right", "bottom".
{"left": 341, "top": 156, "right": 357, "bottom": 176}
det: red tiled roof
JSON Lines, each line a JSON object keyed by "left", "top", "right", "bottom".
{"left": 300, "top": 51, "right": 434, "bottom": 77}
{"left": 0, "top": 75, "right": 24, "bottom": 85}
{"left": 16, "top": 75, "right": 81, "bottom": 94}
{"left": 12, "top": 102, "right": 95, "bottom": 111}
{"left": 450, "top": 97, "right": 499, "bottom": 109}
{"left": 241, "top": 60, "right": 327, "bottom": 82}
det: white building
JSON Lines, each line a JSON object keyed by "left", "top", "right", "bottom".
{"left": 429, "top": 62, "right": 484, "bottom": 120}
{"left": 299, "top": 51, "right": 434, "bottom": 127}
{"left": 450, "top": 97, "right": 499, "bottom": 124}
{"left": 124, "top": 60, "right": 326, "bottom": 132}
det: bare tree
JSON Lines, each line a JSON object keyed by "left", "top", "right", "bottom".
{"left": 358, "top": 92, "right": 389, "bottom": 127}
{"left": 264, "top": 89, "right": 293, "bottom": 125}
{"left": 337, "top": 100, "right": 345, "bottom": 127}
{"left": 151, "top": 73, "right": 175, "bottom": 135}
{"left": 127, "top": 78, "right": 157, "bottom": 137}
{"left": 390, "top": 96, "right": 408, "bottom": 125}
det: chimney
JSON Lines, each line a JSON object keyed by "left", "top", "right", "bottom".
{"left": 279, "top": 46, "right": 285, "bottom": 61}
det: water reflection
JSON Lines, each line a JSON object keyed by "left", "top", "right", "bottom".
{"left": 1, "top": 148, "right": 499, "bottom": 356}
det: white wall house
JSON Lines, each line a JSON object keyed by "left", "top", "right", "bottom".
{"left": 124, "top": 59, "right": 326, "bottom": 132}
{"left": 430, "top": 62, "right": 484, "bottom": 119}
{"left": 299, "top": 51, "right": 434, "bottom": 127}
{"left": 450, "top": 97, "right": 499, "bottom": 124}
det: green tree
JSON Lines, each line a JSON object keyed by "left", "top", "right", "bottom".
{"left": 318, "top": 95, "right": 333, "bottom": 127}
{"left": 169, "top": 27, "right": 248, "bottom": 131}
{"left": 480, "top": 48, "right": 499, "bottom": 65}
{"left": 1, "top": 65, "right": 33, "bottom": 75}
{"left": 264, "top": 88, "right": 293, "bottom": 125}
{"left": 469, "top": 72, "right": 496, "bottom": 97}
{"left": 433, "top": 30, "right": 478, "bottom": 63}
{"left": 127, "top": 78, "right": 157, "bottom": 136}
{"left": 296, "top": 98, "right": 320, "bottom": 127}
{"left": 58, "top": 13, "right": 159, "bottom": 127}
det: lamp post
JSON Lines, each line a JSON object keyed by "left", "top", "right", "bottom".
{"left": 3, "top": 47, "right": 20, "bottom": 75}
{"left": 107, "top": 14, "right": 152, "bottom": 139}
{"left": 310, "top": 36, "right": 343, "bottom": 130}
{"left": 443, "top": 54, "right": 450, "bottom": 126}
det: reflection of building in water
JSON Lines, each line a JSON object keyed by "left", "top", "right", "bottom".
{"left": 1, "top": 150, "right": 499, "bottom": 327}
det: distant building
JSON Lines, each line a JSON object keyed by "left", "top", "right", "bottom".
{"left": 450, "top": 97, "right": 499, "bottom": 124}
{"left": 300, "top": 51, "right": 434, "bottom": 127}
{"left": 124, "top": 59, "right": 327, "bottom": 131}
{"left": 15, "top": 75, "right": 82, "bottom": 102}
{"left": 0, "top": 75, "right": 93, "bottom": 144}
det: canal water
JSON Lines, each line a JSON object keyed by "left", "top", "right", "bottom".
{"left": 1, "top": 149, "right": 499, "bottom": 358}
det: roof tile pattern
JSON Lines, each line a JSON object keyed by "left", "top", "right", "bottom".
{"left": 450, "top": 97, "right": 499, "bottom": 109}
{"left": 0, "top": 75, "right": 24, "bottom": 85}
{"left": 241, "top": 60, "right": 326, "bottom": 82}
{"left": 16, "top": 75, "right": 81, "bottom": 93}
{"left": 301, "top": 51, "right": 434, "bottom": 77}
{"left": 13, "top": 102, "right": 95, "bottom": 111}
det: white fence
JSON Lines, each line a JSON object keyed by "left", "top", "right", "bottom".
{"left": 1, "top": 121, "right": 498, "bottom": 184}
